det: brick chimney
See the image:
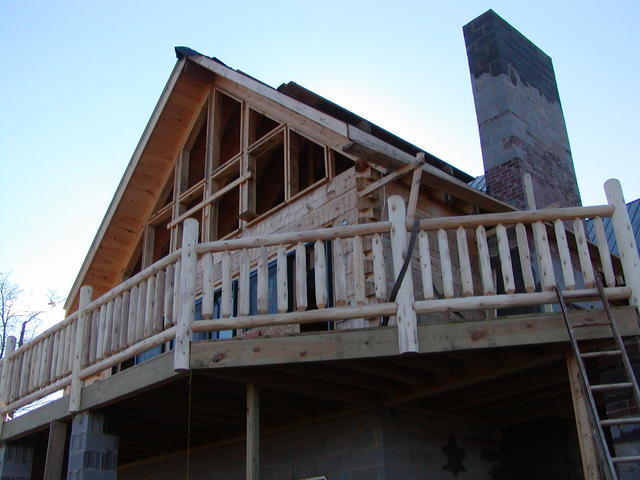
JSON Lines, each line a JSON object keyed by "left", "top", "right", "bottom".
{"left": 463, "top": 10, "right": 581, "bottom": 210}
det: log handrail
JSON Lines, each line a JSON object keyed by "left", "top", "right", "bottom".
{"left": 413, "top": 205, "right": 614, "bottom": 231}
{"left": 194, "top": 221, "right": 392, "bottom": 254}
{"left": 1, "top": 180, "right": 637, "bottom": 420}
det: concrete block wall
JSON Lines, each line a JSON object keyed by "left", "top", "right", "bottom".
{"left": 464, "top": 10, "right": 581, "bottom": 210}
{"left": 379, "top": 411, "right": 500, "bottom": 479}
{"left": 120, "top": 410, "right": 503, "bottom": 480}
{"left": 121, "top": 412, "right": 386, "bottom": 480}
{"left": 67, "top": 412, "right": 118, "bottom": 480}
{"left": 0, "top": 444, "right": 32, "bottom": 480}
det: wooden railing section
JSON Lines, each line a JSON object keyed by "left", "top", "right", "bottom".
{"left": 411, "top": 204, "right": 631, "bottom": 316}
{"left": 0, "top": 179, "right": 638, "bottom": 419}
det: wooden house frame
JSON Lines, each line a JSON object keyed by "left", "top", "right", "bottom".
{"left": 0, "top": 47, "right": 639, "bottom": 479}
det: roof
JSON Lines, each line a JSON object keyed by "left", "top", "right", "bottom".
{"left": 64, "top": 47, "right": 514, "bottom": 312}
{"left": 468, "top": 175, "right": 487, "bottom": 193}
{"left": 177, "top": 47, "right": 473, "bottom": 183}
{"left": 586, "top": 198, "right": 640, "bottom": 256}
{"left": 276, "top": 82, "right": 475, "bottom": 184}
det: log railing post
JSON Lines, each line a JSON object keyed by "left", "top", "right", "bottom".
{"left": 70, "top": 285, "right": 92, "bottom": 413}
{"left": 387, "top": 195, "right": 419, "bottom": 353}
{"left": 605, "top": 179, "right": 640, "bottom": 312}
{"left": 174, "top": 218, "right": 199, "bottom": 372}
{"left": 0, "top": 336, "right": 16, "bottom": 408}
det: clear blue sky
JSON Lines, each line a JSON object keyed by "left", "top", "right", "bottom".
{"left": 1, "top": 0, "right": 638, "bottom": 325}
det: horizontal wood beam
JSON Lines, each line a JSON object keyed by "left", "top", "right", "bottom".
{"left": 191, "top": 306, "right": 639, "bottom": 370}
{"left": 343, "top": 126, "right": 514, "bottom": 213}
{"left": 205, "top": 368, "right": 380, "bottom": 406}
{"left": 4, "top": 307, "right": 638, "bottom": 443}
{"left": 357, "top": 159, "right": 424, "bottom": 198}
{"left": 382, "top": 349, "right": 567, "bottom": 408}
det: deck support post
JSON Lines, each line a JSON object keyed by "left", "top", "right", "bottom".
{"left": 246, "top": 382, "right": 260, "bottom": 480}
{"left": 70, "top": 286, "right": 92, "bottom": 413}
{"left": 566, "top": 355, "right": 603, "bottom": 480}
{"left": 387, "top": 195, "right": 419, "bottom": 353}
{"left": 174, "top": 218, "right": 199, "bottom": 372}
{"left": 43, "top": 420, "right": 67, "bottom": 480}
{"left": 605, "top": 179, "right": 640, "bottom": 313}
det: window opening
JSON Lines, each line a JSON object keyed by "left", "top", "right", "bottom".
{"left": 216, "top": 92, "right": 241, "bottom": 166}
{"left": 253, "top": 133, "right": 285, "bottom": 216}
{"left": 123, "top": 236, "right": 144, "bottom": 280}
{"left": 289, "top": 131, "right": 326, "bottom": 195}
{"left": 216, "top": 182, "right": 240, "bottom": 239}
{"left": 186, "top": 119, "right": 207, "bottom": 191}
{"left": 155, "top": 171, "right": 175, "bottom": 211}
{"left": 151, "top": 217, "right": 171, "bottom": 263}
{"left": 249, "top": 108, "right": 279, "bottom": 146}
{"left": 333, "top": 150, "right": 353, "bottom": 176}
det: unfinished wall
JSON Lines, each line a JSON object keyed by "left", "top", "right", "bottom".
{"left": 119, "top": 410, "right": 502, "bottom": 480}
{"left": 501, "top": 419, "right": 583, "bottom": 480}
{"left": 464, "top": 10, "right": 581, "bottom": 210}
{"left": 379, "top": 410, "right": 500, "bottom": 479}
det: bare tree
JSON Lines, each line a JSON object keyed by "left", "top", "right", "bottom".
{"left": 0, "top": 272, "right": 57, "bottom": 357}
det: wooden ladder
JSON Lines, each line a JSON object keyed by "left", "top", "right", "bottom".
{"left": 557, "top": 278, "right": 640, "bottom": 480}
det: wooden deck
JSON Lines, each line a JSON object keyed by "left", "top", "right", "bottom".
{"left": 1, "top": 184, "right": 639, "bottom": 450}
{"left": 1, "top": 305, "right": 638, "bottom": 446}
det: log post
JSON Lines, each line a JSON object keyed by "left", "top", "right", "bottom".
{"left": 69, "top": 286, "right": 92, "bottom": 413}
{"left": 174, "top": 218, "right": 199, "bottom": 372}
{"left": 0, "top": 336, "right": 16, "bottom": 430}
{"left": 387, "top": 195, "right": 419, "bottom": 353}
{"left": 567, "top": 355, "right": 603, "bottom": 480}
{"left": 0, "top": 336, "right": 16, "bottom": 408}
{"left": 246, "top": 382, "right": 260, "bottom": 480}
{"left": 605, "top": 179, "right": 640, "bottom": 312}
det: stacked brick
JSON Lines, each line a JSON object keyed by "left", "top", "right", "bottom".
{"left": 464, "top": 10, "right": 581, "bottom": 210}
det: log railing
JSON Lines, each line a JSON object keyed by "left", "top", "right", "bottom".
{"left": 0, "top": 250, "right": 182, "bottom": 415}
{"left": 0, "top": 179, "right": 638, "bottom": 419}
{"left": 411, "top": 204, "right": 631, "bottom": 316}
{"left": 186, "top": 195, "right": 416, "bottom": 353}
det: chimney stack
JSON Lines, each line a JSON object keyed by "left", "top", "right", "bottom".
{"left": 463, "top": 10, "right": 581, "bottom": 210}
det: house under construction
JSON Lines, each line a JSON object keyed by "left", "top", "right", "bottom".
{"left": 0, "top": 10, "right": 639, "bottom": 480}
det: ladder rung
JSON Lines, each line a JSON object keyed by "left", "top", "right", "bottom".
{"left": 591, "top": 382, "right": 634, "bottom": 392}
{"left": 613, "top": 455, "right": 640, "bottom": 464}
{"left": 601, "top": 417, "right": 640, "bottom": 426}
{"left": 571, "top": 321, "right": 611, "bottom": 328}
{"left": 581, "top": 350, "right": 622, "bottom": 358}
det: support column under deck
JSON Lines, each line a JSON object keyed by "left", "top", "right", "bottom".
{"left": 246, "top": 382, "right": 259, "bottom": 480}
{"left": 44, "top": 421, "right": 67, "bottom": 480}
{"left": 67, "top": 411, "right": 117, "bottom": 480}
{"left": 567, "top": 355, "right": 603, "bottom": 480}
